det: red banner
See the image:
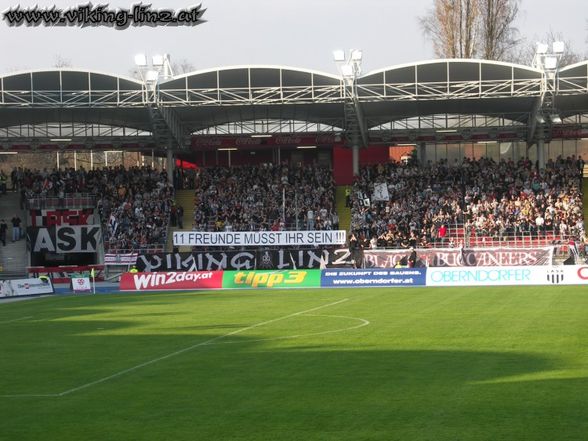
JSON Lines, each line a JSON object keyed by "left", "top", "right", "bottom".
{"left": 27, "top": 265, "right": 104, "bottom": 283}
{"left": 119, "top": 271, "right": 223, "bottom": 291}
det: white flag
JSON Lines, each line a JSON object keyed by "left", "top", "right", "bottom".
{"left": 373, "top": 183, "right": 389, "bottom": 201}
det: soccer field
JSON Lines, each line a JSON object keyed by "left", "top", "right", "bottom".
{"left": 1, "top": 286, "right": 588, "bottom": 441}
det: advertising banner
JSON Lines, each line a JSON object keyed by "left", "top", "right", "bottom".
{"left": 28, "top": 225, "right": 102, "bottom": 253}
{"left": 136, "top": 248, "right": 351, "bottom": 272}
{"left": 543, "top": 265, "right": 588, "bottom": 286}
{"left": 173, "top": 230, "right": 347, "bottom": 247}
{"left": 365, "top": 247, "right": 553, "bottom": 268}
{"left": 28, "top": 265, "right": 104, "bottom": 284}
{"left": 1, "top": 278, "right": 54, "bottom": 297}
{"left": 71, "top": 277, "right": 91, "bottom": 293}
{"left": 321, "top": 268, "right": 427, "bottom": 288}
{"left": 222, "top": 270, "right": 321, "bottom": 289}
{"left": 427, "top": 265, "right": 588, "bottom": 287}
{"left": 427, "top": 266, "right": 537, "bottom": 286}
{"left": 119, "top": 271, "right": 223, "bottom": 291}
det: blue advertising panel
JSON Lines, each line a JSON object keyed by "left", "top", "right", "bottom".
{"left": 321, "top": 268, "right": 426, "bottom": 288}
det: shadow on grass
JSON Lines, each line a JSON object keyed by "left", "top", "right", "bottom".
{"left": 1, "top": 328, "right": 587, "bottom": 441}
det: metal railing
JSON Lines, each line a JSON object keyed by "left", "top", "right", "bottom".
{"left": 445, "top": 223, "right": 572, "bottom": 249}
{"left": 27, "top": 193, "right": 96, "bottom": 209}
{"left": 104, "top": 245, "right": 166, "bottom": 254}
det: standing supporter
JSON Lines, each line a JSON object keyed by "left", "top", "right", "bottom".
{"left": 0, "top": 219, "right": 7, "bottom": 246}
{"left": 11, "top": 215, "right": 21, "bottom": 242}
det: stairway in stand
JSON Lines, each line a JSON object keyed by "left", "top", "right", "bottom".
{"left": 335, "top": 186, "right": 351, "bottom": 235}
{"left": 583, "top": 174, "right": 588, "bottom": 235}
{"left": 0, "top": 192, "right": 28, "bottom": 277}
{"left": 166, "top": 189, "right": 194, "bottom": 252}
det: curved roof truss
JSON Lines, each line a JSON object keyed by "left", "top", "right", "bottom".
{"left": 0, "top": 60, "right": 586, "bottom": 149}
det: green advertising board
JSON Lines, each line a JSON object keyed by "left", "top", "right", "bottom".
{"left": 222, "top": 269, "right": 321, "bottom": 289}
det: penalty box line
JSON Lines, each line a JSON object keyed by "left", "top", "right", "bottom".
{"left": 2, "top": 298, "right": 349, "bottom": 399}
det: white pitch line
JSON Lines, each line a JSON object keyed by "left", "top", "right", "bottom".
{"left": 210, "top": 313, "right": 370, "bottom": 345}
{"left": 0, "top": 316, "right": 33, "bottom": 324}
{"left": 2, "top": 298, "right": 349, "bottom": 398}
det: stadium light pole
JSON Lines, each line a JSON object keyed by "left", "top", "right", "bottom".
{"left": 134, "top": 53, "right": 176, "bottom": 185}
{"left": 333, "top": 49, "right": 363, "bottom": 176}
{"left": 532, "top": 41, "right": 565, "bottom": 170}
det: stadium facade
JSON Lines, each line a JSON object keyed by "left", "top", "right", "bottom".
{"left": 0, "top": 58, "right": 587, "bottom": 184}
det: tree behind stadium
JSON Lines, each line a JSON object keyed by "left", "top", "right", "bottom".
{"left": 419, "top": 0, "right": 521, "bottom": 61}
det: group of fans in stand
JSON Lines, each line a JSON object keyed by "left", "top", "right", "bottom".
{"left": 13, "top": 166, "right": 175, "bottom": 252}
{"left": 5, "top": 153, "right": 585, "bottom": 263}
{"left": 190, "top": 163, "right": 339, "bottom": 232}
{"left": 349, "top": 156, "right": 585, "bottom": 251}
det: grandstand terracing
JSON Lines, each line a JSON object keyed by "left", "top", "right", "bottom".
{"left": 350, "top": 156, "right": 585, "bottom": 250}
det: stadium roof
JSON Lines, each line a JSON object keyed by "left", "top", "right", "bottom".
{"left": 0, "top": 59, "right": 586, "bottom": 150}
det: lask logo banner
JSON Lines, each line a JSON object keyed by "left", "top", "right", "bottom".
{"left": 28, "top": 226, "right": 102, "bottom": 253}
{"left": 546, "top": 268, "right": 564, "bottom": 284}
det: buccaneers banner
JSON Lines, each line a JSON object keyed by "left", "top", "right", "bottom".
{"left": 364, "top": 247, "right": 554, "bottom": 267}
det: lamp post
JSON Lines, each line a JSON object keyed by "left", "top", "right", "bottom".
{"left": 134, "top": 53, "right": 176, "bottom": 183}
{"left": 533, "top": 41, "right": 565, "bottom": 169}
{"left": 134, "top": 53, "right": 175, "bottom": 103}
{"left": 333, "top": 49, "right": 363, "bottom": 176}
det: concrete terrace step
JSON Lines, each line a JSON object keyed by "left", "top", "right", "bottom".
{"left": 166, "top": 190, "right": 194, "bottom": 252}
{"left": 335, "top": 186, "right": 351, "bottom": 233}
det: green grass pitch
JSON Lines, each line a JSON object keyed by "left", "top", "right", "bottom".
{"left": 1, "top": 286, "right": 588, "bottom": 441}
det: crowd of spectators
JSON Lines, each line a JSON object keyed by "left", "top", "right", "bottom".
{"left": 192, "top": 163, "right": 338, "bottom": 232}
{"left": 351, "top": 156, "right": 585, "bottom": 249}
{"left": 15, "top": 165, "right": 174, "bottom": 251}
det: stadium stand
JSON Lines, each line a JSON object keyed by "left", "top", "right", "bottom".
{"left": 19, "top": 166, "right": 174, "bottom": 252}
{"left": 350, "top": 156, "right": 585, "bottom": 249}
{"left": 192, "top": 163, "right": 338, "bottom": 231}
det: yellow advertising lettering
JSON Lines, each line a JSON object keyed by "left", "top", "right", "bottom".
{"left": 233, "top": 271, "right": 307, "bottom": 288}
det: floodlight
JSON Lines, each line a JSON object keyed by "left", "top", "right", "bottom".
{"left": 134, "top": 54, "right": 147, "bottom": 67}
{"left": 350, "top": 49, "right": 363, "bottom": 61}
{"left": 145, "top": 70, "right": 159, "bottom": 82}
{"left": 340, "top": 64, "right": 354, "bottom": 77}
{"left": 550, "top": 114, "right": 562, "bottom": 124}
{"left": 552, "top": 41, "right": 565, "bottom": 54}
{"left": 536, "top": 43, "right": 548, "bottom": 54}
{"left": 544, "top": 56, "right": 557, "bottom": 70}
{"left": 333, "top": 50, "right": 345, "bottom": 62}
{"left": 152, "top": 54, "right": 164, "bottom": 67}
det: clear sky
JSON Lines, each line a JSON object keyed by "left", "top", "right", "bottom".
{"left": 0, "top": 0, "right": 586, "bottom": 76}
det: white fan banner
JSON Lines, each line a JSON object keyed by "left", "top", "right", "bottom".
{"left": 372, "top": 183, "right": 389, "bottom": 201}
{"left": 174, "top": 230, "right": 348, "bottom": 247}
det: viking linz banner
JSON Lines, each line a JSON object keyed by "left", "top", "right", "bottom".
{"left": 136, "top": 249, "right": 354, "bottom": 272}
{"left": 28, "top": 226, "right": 102, "bottom": 253}
{"left": 29, "top": 208, "right": 96, "bottom": 227}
